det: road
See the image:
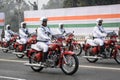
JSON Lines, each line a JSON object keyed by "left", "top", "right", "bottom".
{"left": 0, "top": 50, "right": 120, "bottom": 80}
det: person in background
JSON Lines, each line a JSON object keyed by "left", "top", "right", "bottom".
{"left": 17, "top": 22, "right": 29, "bottom": 50}
{"left": 28, "top": 1, "right": 38, "bottom": 10}
{"left": 58, "top": 23, "right": 66, "bottom": 35}
{"left": 118, "top": 27, "right": 120, "bottom": 42}
{"left": 4, "top": 24, "right": 16, "bottom": 42}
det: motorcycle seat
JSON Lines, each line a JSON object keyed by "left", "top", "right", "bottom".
{"left": 31, "top": 44, "right": 43, "bottom": 51}
{"left": 86, "top": 39, "right": 98, "bottom": 46}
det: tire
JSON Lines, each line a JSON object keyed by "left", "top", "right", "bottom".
{"left": 2, "top": 49, "right": 8, "bottom": 53}
{"left": 72, "top": 44, "right": 82, "bottom": 56}
{"left": 16, "top": 54, "right": 24, "bottom": 58}
{"left": 85, "top": 48, "right": 98, "bottom": 63}
{"left": 29, "top": 52, "right": 44, "bottom": 72}
{"left": 114, "top": 49, "right": 120, "bottom": 64}
{"left": 61, "top": 54, "right": 79, "bottom": 75}
{"left": 1, "top": 43, "right": 8, "bottom": 53}
{"left": 15, "top": 47, "right": 24, "bottom": 58}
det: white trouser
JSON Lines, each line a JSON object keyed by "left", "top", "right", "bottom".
{"left": 17, "top": 38, "right": 28, "bottom": 44}
{"left": 36, "top": 41, "right": 51, "bottom": 52}
{"left": 4, "top": 37, "right": 11, "bottom": 42}
{"left": 94, "top": 38, "right": 104, "bottom": 46}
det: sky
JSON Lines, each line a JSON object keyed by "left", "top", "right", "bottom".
{"left": 25, "top": 0, "right": 49, "bottom": 10}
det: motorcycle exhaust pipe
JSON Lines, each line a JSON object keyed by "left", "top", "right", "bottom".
{"left": 12, "top": 52, "right": 24, "bottom": 55}
{"left": 24, "top": 62, "right": 44, "bottom": 67}
{"left": 82, "top": 56, "right": 102, "bottom": 59}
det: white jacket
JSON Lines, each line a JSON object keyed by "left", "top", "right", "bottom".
{"left": 37, "top": 26, "right": 53, "bottom": 42}
{"left": 19, "top": 28, "right": 29, "bottom": 38}
{"left": 92, "top": 26, "right": 107, "bottom": 38}
{"left": 4, "top": 30, "right": 15, "bottom": 41}
{"left": 58, "top": 28, "right": 66, "bottom": 34}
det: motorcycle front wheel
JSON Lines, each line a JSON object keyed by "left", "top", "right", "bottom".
{"left": 61, "top": 54, "right": 79, "bottom": 75}
{"left": 72, "top": 44, "right": 82, "bottom": 56}
{"left": 1, "top": 44, "right": 8, "bottom": 53}
{"left": 2, "top": 49, "right": 8, "bottom": 53}
{"left": 15, "top": 47, "right": 24, "bottom": 58}
{"left": 114, "top": 49, "right": 120, "bottom": 64}
{"left": 29, "top": 52, "right": 44, "bottom": 72}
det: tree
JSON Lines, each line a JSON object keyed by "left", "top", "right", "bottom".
{"left": 0, "top": 0, "right": 30, "bottom": 31}
{"left": 63, "top": 0, "right": 120, "bottom": 8}
{"left": 42, "top": 0, "right": 64, "bottom": 9}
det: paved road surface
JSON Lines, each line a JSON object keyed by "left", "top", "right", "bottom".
{"left": 0, "top": 51, "right": 120, "bottom": 80}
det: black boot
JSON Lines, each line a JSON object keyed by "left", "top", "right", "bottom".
{"left": 99, "top": 45, "right": 106, "bottom": 57}
{"left": 42, "top": 52, "right": 48, "bottom": 62}
{"left": 23, "top": 44, "right": 27, "bottom": 51}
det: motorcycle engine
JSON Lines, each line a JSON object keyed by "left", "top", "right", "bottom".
{"left": 46, "top": 51, "right": 60, "bottom": 67}
{"left": 9, "top": 43, "right": 14, "bottom": 50}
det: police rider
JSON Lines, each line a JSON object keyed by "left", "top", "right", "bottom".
{"left": 18, "top": 22, "right": 29, "bottom": 50}
{"left": 92, "top": 18, "right": 107, "bottom": 56}
{"left": 36, "top": 17, "right": 53, "bottom": 63}
{"left": 58, "top": 23, "right": 66, "bottom": 35}
{"left": 4, "top": 24, "right": 16, "bottom": 43}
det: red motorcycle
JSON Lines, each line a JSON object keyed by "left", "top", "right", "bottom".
{"left": 13, "top": 33, "right": 37, "bottom": 58}
{"left": 25, "top": 40, "right": 79, "bottom": 75}
{"left": 82, "top": 31, "right": 120, "bottom": 64}
{"left": 53, "top": 32, "right": 82, "bottom": 56}
{"left": 0, "top": 34, "right": 19, "bottom": 53}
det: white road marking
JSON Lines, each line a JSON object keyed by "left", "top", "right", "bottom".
{"left": 80, "top": 65, "right": 120, "bottom": 71}
{"left": 0, "top": 58, "right": 120, "bottom": 71}
{"left": 0, "top": 59, "right": 28, "bottom": 63}
{"left": 0, "top": 76, "right": 26, "bottom": 80}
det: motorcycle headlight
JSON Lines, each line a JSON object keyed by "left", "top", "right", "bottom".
{"left": 17, "top": 36, "right": 19, "bottom": 39}
{"left": 62, "top": 41, "right": 67, "bottom": 46}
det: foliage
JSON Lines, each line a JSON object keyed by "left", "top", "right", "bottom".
{"left": 0, "top": 0, "right": 30, "bottom": 31}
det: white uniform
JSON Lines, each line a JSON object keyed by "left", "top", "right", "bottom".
{"left": 36, "top": 26, "right": 52, "bottom": 52}
{"left": 17, "top": 28, "right": 29, "bottom": 44}
{"left": 92, "top": 26, "right": 107, "bottom": 46}
{"left": 4, "top": 30, "right": 15, "bottom": 41}
{"left": 58, "top": 28, "right": 66, "bottom": 35}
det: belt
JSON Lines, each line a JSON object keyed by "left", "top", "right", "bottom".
{"left": 93, "top": 37, "right": 104, "bottom": 39}
{"left": 37, "top": 40, "right": 48, "bottom": 42}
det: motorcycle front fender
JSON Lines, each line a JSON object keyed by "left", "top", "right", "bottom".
{"left": 59, "top": 51, "right": 75, "bottom": 67}
{"left": 62, "top": 51, "right": 75, "bottom": 55}
{"left": 72, "top": 41, "right": 80, "bottom": 45}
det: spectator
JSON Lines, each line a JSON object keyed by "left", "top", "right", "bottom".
{"left": 28, "top": 1, "right": 38, "bottom": 10}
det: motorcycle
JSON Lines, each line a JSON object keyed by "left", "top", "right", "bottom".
{"left": 53, "top": 32, "right": 82, "bottom": 56}
{"left": 0, "top": 34, "right": 19, "bottom": 53}
{"left": 13, "top": 33, "right": 37, "bottom": 58}
{"left": 82, "top": 31, "right": 120, "bottom": 64}
{"left": 24, "top": 40, "right": 79, "bottom": 75}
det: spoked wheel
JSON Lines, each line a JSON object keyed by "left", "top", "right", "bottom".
{"left": 114, "top": 49, "right": 120, "bottom": 64}
{"left": 16, "top": 54, "right": 24, "bottom": 58}
{"left": 85, "top": 48, "right": 98, "bottom": 63}
{"left": 1, "top": 44, "right": 8, "bottom": 53}
{"left": 61, "top": 54, "right": 79, "bottom": 75}
{"left": 72, "top": 44, "right": 82, "bottom": 56}
{"left": 29, "top": 52, "right": 44, "bottom": 72}
{"left": 15, "top": 47, "right": 24, "bottom": 58}
{"left": 2, "top": 49, "right": 8, "bottom": 53}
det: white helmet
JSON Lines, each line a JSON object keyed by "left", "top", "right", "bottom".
{"left": 21, "top": 22, "right": 26, "bottom": 28}
{"left": 96, "top": 18, "right": 103, "bottom": 23}
{"left": 59, "top": 23, "right": 64, "bottom": 28}
{"left": 6, "top": 24, "right": 10, "bottom": 30}
{"left": 40, "top": 17, "right": 48, "bottom": 22}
